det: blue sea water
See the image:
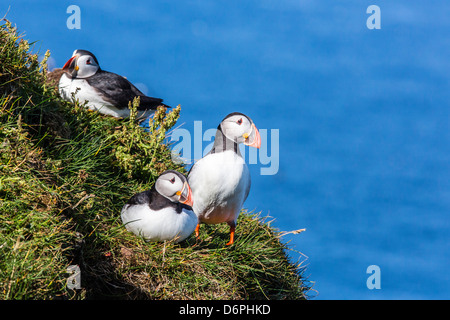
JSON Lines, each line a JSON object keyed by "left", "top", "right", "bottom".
{"left": 6, "top": 0, "right": 449, "bottom": 299}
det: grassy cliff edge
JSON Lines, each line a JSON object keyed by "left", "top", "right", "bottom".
{"left": 0, "top": 20, "right": 311, "bottom": 299}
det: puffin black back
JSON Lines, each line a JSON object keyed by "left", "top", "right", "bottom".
{"left": 127, "top": 187, "right": 189, "bottom": 214}
{"left": 87, "top": 70, "right": 166, "bottom": 110}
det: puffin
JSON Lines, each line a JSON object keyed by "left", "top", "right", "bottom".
{"left": 59, "top": 49, "right": 168, "bottom": 118}
{"left": 187, "top": 112, "right": 261, "bottom": 246}
{"left": 121, "top": 170, "right": 197, "bottom": 243}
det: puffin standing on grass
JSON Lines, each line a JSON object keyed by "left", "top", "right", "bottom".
{"left": 59, "top": 49, "right": 168, "bottom": 118}
{"left": 187, "top": 112, "right": 261, "bottom": 246}
{"left": 121, "top": 170, "right": 197, "bottom": 243}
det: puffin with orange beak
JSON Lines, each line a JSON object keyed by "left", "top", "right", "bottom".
{"left": 121, "top": 170, "right": 197, "bottom": 243}
{"left": 187, "top": 112, "right": 261, "bottom": 245}
{"left": 59, "top": 49, "right": 168, "bottom": 118}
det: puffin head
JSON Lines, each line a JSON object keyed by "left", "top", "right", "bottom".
{"left": 219, "top": 112, "right": 261, "bottom": 148}
{"left": 62, "top": 49, "right": 100, "bottom": 79}
{"left": 155, "top": 170, "right": 194, "bottom": 207}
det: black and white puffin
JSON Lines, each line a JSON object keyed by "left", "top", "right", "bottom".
{"left": 187, "top": 112, "right": 261, "bottom": 245}
{"left": 59, "top": 49, "right": 168, "bottom": 118}
{"left": 121, "top": 170, "right": 197, "bottom": 243}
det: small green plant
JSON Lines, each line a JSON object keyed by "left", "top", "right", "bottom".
{"left": 111, "top": 98, "right": 183, "bottom": 180}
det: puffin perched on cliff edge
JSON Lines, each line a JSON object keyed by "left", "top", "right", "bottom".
{"left": 187, "top": 112, "right": 261, "bottom": 245}
{"left": 59, "top": 49, "right": 168, "bottom": 118}
{"left": 121, "top": 170, "right": 196, "bottom": 243}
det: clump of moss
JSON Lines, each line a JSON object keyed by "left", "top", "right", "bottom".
{"left": 0, "top": 19, "right": 311, "bottom": 299}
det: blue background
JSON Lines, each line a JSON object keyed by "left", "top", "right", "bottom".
{"left": 5, "top": 0, "right": 449, "bottom": 299}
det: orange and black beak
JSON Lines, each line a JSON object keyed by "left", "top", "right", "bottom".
{"left": 178, "top": 182, "right": 194, "bottom": 207}
{"left": 243, "top": 123, "right": 261, "bottom": 149}
{"left": 62, "top": 54, "right": 79, "bottom": 73}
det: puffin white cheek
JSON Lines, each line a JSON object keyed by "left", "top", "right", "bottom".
{"left": 223, "top": 125, "right": 242, "bottom": 142}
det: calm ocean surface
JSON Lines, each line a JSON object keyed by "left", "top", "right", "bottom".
{"left": 8, "top": 0, "right": 449, "bottom": 299}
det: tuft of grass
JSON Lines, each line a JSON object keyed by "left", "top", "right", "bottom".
{"left": 0, "top": 19, "right": 311, "bottom": 299}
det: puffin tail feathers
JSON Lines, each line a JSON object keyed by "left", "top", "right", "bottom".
{"left": 137, "top": 96, "right": 171, "bottom": 110}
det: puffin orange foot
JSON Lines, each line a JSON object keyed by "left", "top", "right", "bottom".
{"left": 226, "top": 225, "right": 235, "bottom": 246}
{"left": 195, "top": 223, "right": 200, "bottom": 238}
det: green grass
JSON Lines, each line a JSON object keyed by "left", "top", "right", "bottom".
{"left": 0, "top": 19, "right": 311, "bottom": 299}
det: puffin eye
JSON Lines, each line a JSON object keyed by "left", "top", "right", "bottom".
{"left": 86, "top": 59, "right": 91, "bottom": 65}
{"left": 237, "top": 118, "right": 243, "bottom": 125}
{"left": 169, "top": 177, "right": 176, "bottom": 184}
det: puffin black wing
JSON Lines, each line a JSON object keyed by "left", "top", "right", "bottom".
{"left": 127, "top": 188, "right": 188, "bottom": 213}
{"left": 127, "top": 190, "right": 152, "bottom": 206}
{"left": 86, "top": 70, "right": 168, "bottom": 110}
